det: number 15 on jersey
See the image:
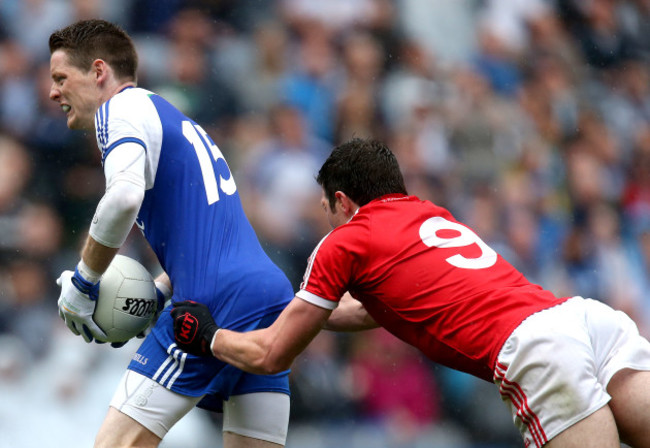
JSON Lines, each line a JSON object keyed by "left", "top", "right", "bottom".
{"left": 183, "top": 120, "right": 237, "bottom": 205}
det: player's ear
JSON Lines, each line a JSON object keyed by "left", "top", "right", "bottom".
{"left": 334, "top": 191, "right": 358, "bottom": 216}
{"left": 92, "top": 59, "right": 108, "bottom": 82}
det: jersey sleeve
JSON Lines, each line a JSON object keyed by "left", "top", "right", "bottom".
{"left": 296, "top": 224, "right": 365, "bottom": 310}
{"left": 95, "top": 88, "right": 163, "bottom": 190}
{"left": 95, "top": 93, "right": 145, "bottom": 160}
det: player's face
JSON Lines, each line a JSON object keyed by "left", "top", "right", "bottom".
{"left": 49, "top": 50, "right": 101, "bottom": 130}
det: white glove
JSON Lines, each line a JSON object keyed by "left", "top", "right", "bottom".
{"left": 57, "top": 269, "right": 107, "bottom": 343}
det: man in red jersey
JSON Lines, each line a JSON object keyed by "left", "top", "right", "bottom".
{"left": 172, "top": 138, "right": 650, "bottom": 447}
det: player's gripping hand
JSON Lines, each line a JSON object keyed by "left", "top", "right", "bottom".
{"left": 171, "top": 301, "right": 219, "bottom": 357}
{"left": 56, "top": 268, "right": 107, "bottom": 343}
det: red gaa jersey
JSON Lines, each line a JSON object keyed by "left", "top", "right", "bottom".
{"left": 297, "top": 194, "right": 568, "bottom": 381}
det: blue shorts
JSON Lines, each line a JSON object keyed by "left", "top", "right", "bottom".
{"left": 127, "top": 308, "right": 290, "bottom": 412}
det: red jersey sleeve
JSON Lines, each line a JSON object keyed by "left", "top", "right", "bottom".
{"left": 296, "top": 220, "right": 369, "bottom": 309}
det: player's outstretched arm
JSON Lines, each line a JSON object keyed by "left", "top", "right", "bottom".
{"left": 172, "top": 297, "right": 331, "bottom": 375}
{"left": 324, "top": 292, "right": 379, "bottom": 331}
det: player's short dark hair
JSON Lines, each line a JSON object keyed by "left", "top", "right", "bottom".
{"left": 49, "top": 19, "right": 137, "bottom": 81}
{"left": 317, "top": 138, "right": 408, "bottom": 210}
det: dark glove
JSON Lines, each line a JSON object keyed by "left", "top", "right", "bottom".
{"left": 171, "top": 300, "right": 219, "bottom": 357}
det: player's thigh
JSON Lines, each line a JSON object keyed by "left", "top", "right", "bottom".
{"left": 95, "top": 407, "right": 161, "bottom": 448}
{"left": 607, "top": 369, "right": 650, "bottom": 447}
{"left": 101, "top": 370, "right": 202, "bottom": 444}
{"left": 223, "top": 392, "right": 290, "bottom": 447}
{"left": 544, "top": 405, "right": 619, "bottom": 448}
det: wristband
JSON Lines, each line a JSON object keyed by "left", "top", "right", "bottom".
{"left": 77, "top": 259, "right": 102, "bottom": 284}
{"left": 210, "top": 329, "right": 220, "bottom": 357}
{"left": 71, "top": 266, "right": 100, "bottom": 301}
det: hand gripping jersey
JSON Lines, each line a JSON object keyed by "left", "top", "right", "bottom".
{"left": 297, "top": 194, "right": 567, "bottom": 381}
{"left": 95, "top": 87, "right": 293, "bottom": 404}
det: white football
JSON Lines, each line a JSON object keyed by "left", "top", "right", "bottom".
{"left": 93, "top": 254, "right": 158, "bottom": 343}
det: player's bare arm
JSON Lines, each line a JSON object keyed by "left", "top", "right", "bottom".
{"left": 324, "top": 292, "right": 378, "bottom": 331}
{"left": 215, "top": 298, "right": 331, "bottom": 374}
{"left": 173, "top": 297, "right": 331, "bottom": 375}
{"left": 80, "top": 235, "right": 120, "bottom": 274}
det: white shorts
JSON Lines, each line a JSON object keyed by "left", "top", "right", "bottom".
{"left": 109, "top": 370, "right": 290, "bottom": 445}
{"left": 494, "top": 296, "right": 650, "bottom": 448}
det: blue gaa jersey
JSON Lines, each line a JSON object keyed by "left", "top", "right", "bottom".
{"left": 95, "top": 87, "right": 293, "bottom": 408}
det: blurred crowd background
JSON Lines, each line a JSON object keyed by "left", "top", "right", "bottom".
{"left": 1, "top": 0, "right": 650, "bottom": 446}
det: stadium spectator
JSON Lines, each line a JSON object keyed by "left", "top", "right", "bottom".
{"left": 347, "top": 329, "right": 441, "bottom": 434}
{"left": 240, "top": 103, "right": 330, "bottom": 287}
{"left": 288, "top": 331, "right": 356, "bottom": 424}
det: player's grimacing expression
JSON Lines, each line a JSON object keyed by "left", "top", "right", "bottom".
{"left": 49, "top": 49, "right": 101, "bottom": 130}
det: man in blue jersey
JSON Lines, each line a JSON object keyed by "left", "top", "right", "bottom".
{"left": 49, "top": 19, "right": 294, "bottom": 448}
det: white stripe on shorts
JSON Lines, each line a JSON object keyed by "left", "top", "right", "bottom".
{"left": 152, "top": 343, "right": 186, "bottom": 389}
{"left": 168, "top": 351, "right": 187, "bottom": 388}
